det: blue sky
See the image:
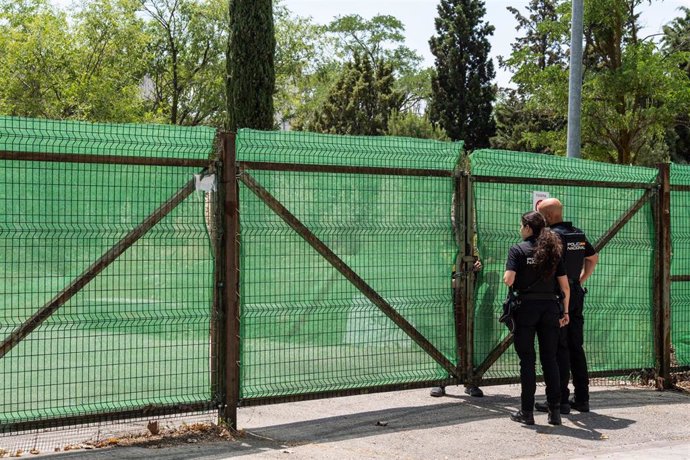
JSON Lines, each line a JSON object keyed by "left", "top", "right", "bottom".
{"left": 284, "top": 0, "right": 690, "bottom": 87}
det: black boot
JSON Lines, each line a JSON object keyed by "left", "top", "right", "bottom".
{"left": 548, "top": 405, "right": 562, "bottom": 425}
{"left": 535, "top": 401, "right": 570, "bottom": 414}
{"left": 569, "top": 399, "right": 590, "bottom": 412}
{"left": 510, "top": 410, "right": 535, "bottom": 425}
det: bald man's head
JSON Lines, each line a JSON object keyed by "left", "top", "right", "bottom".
{"left": 537, "top": 198, "right": 563, "bottom": 225}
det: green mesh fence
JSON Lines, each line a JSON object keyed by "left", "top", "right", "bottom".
{"left": 0, "top": 117, "right": 216, "bottom": 430}
{"left": 236, "top": 129, "right": 461, "bottom": 399}
{"left": 671, "top": 164, "right": 690, "bottom": 367}
{"left": 470, "top": 150, "right": 658, "bottom": 379}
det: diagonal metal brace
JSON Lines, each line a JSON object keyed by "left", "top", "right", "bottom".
{"left": 594, "top": 187, "right": 657, "bottom": 253}
{"left": 0, "top": 170, "right": 208, "bottom": 359}
{"left": 473, "top": 333, "right": 514, "bottom": 381}
{"left": 238, "top": 171, "right": 459, "bottom": 378}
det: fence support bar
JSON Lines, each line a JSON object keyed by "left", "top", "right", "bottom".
{"left": 239, "top": 161, "right": 453, "bottom": 177}
{"left": 219, "top": 133, "right": 241, "bottom": 429}
{"left": 671, "top": 275, "right": 690, "bottom": 282}
{"left": 239, "top": 171, "right": 459, "bottom": 377}
{"left": 454, "top": 170, "right": 468, "bottom": 381}
{"left": 593, "top": 187, "right": 657, "bottom": 253}
{"left": 472, "top": 175, "right": 655, "bottom": 190}
{"left": 0, "top": 150, "right": 211, "bottom": 167}
{"left": 0, "top": 171, "right": 206, "bottom": 359}
{"left": 656, "top": 163, "right": 672, "bottom": 388}
{"left": 474, "top": 334, "right": 514, "bottom": 379}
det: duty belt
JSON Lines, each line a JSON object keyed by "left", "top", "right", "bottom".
{"left": 520, "top": 293, "right": 560, "bottom": 301}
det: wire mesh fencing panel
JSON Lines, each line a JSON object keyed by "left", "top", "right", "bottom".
{"left": 0, "top": 117, "right": 217, "bottom": 432}
{"left": 235, "top": 130, "right": 462, "bottom": 400}
{"left": 671, "top": 163, "right": 690, "bottom": 369}
{"left": 470, "top": 150, "right": 658, "bottom": 382}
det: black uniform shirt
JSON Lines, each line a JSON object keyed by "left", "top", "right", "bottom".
{"left": 550, "top": 221, "right": 596, "bottom": 282}
{"left": 506, "top": 236, "right": 566, "bottom": 294}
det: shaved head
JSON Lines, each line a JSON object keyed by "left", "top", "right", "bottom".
{"left": 537, "top": 198, "right": 563, "bottom": 225}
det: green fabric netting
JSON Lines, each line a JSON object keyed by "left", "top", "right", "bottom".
{"left": 236, "top": 130, "right": 461, "bottom": 398}
{"left": 671, "top": 163, "right": 690, "bottom": 366}
{"left": 471, "top": 150, "right": 657, "bottom": 379}
{"left": 0, "top": 116, "right": 215, "bottom": 427}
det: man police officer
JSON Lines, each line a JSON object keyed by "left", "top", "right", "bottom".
{"left": 535, "top": 198, "right": 599, "bottom": 413}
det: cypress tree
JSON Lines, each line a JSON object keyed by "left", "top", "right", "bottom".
{"left": 226, "top": 0, "right": 275, "bottom": 131}
{"left": 429, "top": 0, "right": 496, "bottom": 150}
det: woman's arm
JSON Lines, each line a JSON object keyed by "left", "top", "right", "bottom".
{"left": 503, "top": 270, "right": 516, "bottom": 287}
{"left": 557, "top": 275, "right": 570, "bottom": 327}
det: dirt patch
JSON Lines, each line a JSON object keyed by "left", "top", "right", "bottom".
{"left": 672, "top": 371, "right": 690, "bottom": 393}
{"left": 27, "top": 422, "right": 237, "bottom": 456}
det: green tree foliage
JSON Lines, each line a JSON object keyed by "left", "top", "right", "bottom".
{"left": 309, "top": 52, "right": 401, "bottom": 135}
{"left": 327, "top": 14, "right": 431, "bottom": 115}
{"left": 290, "top": 13, "right": 432, "bottom": 130}
{"left": 72, "top": 0, "right": 150, "bottom": 121}
{"left": 226, "top": 0, "right": 275, "bottom": 131}
{"left": 0, "top": 0, "right": 75, "bottom": 118}
{"left": 500, "top": 0, "right": 690, "bottom": 165}
{"left": 142, "top": 0, "right": 228, "bottom": 126}
{"left": 0, "top": 0, "right": 227, "bottom": 125}
{"left": 663, "top": 6, "right": 690, "bottom": 163}
{"left": 491, "top": 89, "right": 565, "bottom": 153}
{"left": 429, "top": 0, "right": 496, "bottom": 150}
{"left": 327, "top": 14, "right": 420, "bottom": 71}
{"left": 273, "top": 3, "right": 330, "bottom": 128}
{"left": 387, "top": 111, "right": 449, "bottom": 140}
{"left": 0, "top": 0, "right": 151, "bottom": 121}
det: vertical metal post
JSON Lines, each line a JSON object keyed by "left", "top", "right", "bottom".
{"left": 566, "top": 0, "right": 584, "bottom": 158}
{"left": 454, "top": 169, "right": 468, "bottom": 381}
{"left": 210, "top": 135, "right": 223, "bottom": 402}
{"left": 657, "top": 163, "right": 672, "bottom": 387}
{"left": 464, "top": 173, "right": 477, "bottom": 383}
{"left": 219, "top": 132, "right": 241, "bottom": 427}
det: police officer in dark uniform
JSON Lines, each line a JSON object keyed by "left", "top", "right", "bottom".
{"left": 535, "top": 198, "right": 599, "bottom": 414}
{"left": 504, "top": 211, "right": 570, "bottom": 426}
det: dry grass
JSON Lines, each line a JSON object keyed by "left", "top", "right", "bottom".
{"left": 30, "top": 422, "right": 237, "bottom": 456}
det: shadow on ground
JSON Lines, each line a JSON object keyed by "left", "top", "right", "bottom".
{"left": 48, "top": 387, "right": 689, "bottom": 459}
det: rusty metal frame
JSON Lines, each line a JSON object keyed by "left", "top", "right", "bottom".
{"left": 454, "top": 169, "right": 469, "bottom": 382}
{"left": 217, "top": 133, "right": 241, "bottom": 429}
{"left": 239, "top": 161, "right": 453, "bottom": 177}
{"left": 467, "top": 173, "right": 660, "bottom": 383}
{"left": 471, "top": 174, "right": 656, "bottom": 190}
{"left": 463, "top": 170, "right": 479, "bottom": 386}
{"left": 0, "top": 150, "right": 210, "bottom": 167}
{"left": 479, "top": 368, "right": 657, "bottom": 387}
{"left": 655, "top": 164, "right": 672, "bottom": 388}
{"left": 239, "top": 379, "right": 457, "bottom": 407}
{"left": 0, "top": 401, "right": 215, "bottom": 434}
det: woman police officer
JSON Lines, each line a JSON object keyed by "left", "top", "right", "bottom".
{"left": 503, "top": 211, "right": 570, "bottom": 426}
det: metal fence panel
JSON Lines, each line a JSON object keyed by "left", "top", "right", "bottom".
{"left": 470, "top": 149, "right": 658, "bottom": 380}
{"left": 671, "top": 164, "right": 690, "bottom": 367}
{"left": 0, "top": 117, "right": 216, "bottom": 431}
{"left": 235, "top": 130, "right": 462, "bottom": 399}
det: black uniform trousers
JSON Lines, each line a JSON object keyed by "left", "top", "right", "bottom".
{"left": 513, "top": 300, "right": 561, "bottom": 412}
{"left": 557, "top": 283, "right": 589, "bottom": 403}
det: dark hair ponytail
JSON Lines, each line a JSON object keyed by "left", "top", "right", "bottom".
{"left": 521, "top": 211, "right": 563, "bottom": 278}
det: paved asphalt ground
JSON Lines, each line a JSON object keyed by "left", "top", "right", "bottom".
{"left": 4, "top": 383, "right": 690, "bottom": 459}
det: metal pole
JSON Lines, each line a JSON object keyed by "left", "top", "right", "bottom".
{"left": 566, "top": 0, "right": 584, "bottom": 159}
{"left": 454, "top": 170, "right": 468, "bottom": 382}
{"left": 658, "top": 163, "right": 671, "bottom": 388}
{"left": 219, "top": 132, "right": 241, "bottom": 428}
